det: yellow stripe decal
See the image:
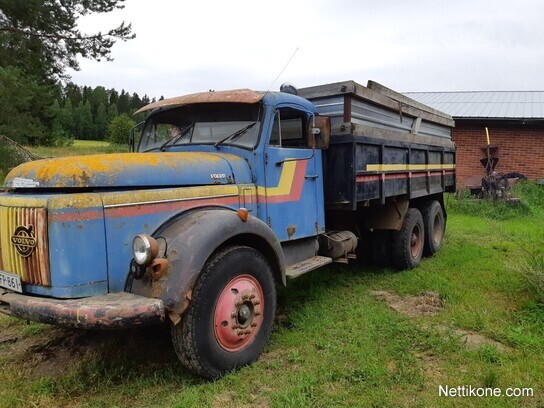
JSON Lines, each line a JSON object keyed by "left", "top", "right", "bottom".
{"left": 101, "top": 185, "right": 239, "bottom": 207}
{"left": 256, "top": 161, "right": 298, "bottom": 197}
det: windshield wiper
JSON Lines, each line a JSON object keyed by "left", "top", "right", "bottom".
{"left": 159, "top": 123, "right": 195, "bottom": 151}
{"left": 214, "top": 122, "right": 256, "bottom": 149}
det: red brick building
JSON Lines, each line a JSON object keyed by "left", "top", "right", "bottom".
{"left": 405, "top": 91, "right": 544, "bottom": 188}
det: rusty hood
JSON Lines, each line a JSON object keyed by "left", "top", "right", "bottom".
{"left": 4, "top": 152, "right": 251, "bottom": 189}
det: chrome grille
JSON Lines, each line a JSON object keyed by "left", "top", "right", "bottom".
{"left": 0, "top": 206, "right": 50, "bottom": 286}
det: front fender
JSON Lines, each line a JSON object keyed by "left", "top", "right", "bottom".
{"left": 129, "top": 208, "right": 285, "bottom": 316}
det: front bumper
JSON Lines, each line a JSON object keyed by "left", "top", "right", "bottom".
{"left": 0, "top": 291, "right": 165, "bottom": 329}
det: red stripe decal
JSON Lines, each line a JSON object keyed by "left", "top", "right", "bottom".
{"left": 356, "top": 170, "right": 455, "bottom": 183}
{"left": 105, "top": 196, "right": 239, "bottom": 219}
{"left": 50, "top": 209, "right": 104, "bottom": 223}
{"left": 50, "top": 196, "right": 240, "bottom": 223}
{"left": 258, "top": 160, "right": 308, "bottom": 204}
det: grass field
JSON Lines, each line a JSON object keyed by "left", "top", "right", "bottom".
{"left": 0, "top": 175, "right": 542, "bottom": 406}
{"left": 27, "top": 139, "right": 129, "bottom": 158}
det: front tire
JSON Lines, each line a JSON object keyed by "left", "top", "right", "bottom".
{"left": 171, "top": 245, "right": 276, "bottom": 379}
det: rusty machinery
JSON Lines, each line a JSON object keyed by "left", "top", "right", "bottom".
{"left": 479, "top": 128, "right": 519, "bottom": 202}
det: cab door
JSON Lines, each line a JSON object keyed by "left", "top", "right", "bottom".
{"left": 262, "top": 107, "right": 325, "bottom": 241}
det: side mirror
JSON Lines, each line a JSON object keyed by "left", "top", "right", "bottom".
{"left": 308, "top": 116, "right": 331, "bottom": 149}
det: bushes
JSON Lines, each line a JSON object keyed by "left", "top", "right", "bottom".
{"left": 107, "top": 114, "right": 135, "bottom": 145}
{"left": 447, "top": 180, "right": 543, "bottom": 219}
{"left": 445, "top": 191, "right": 531, "bottom": 220}
{"left": 514, "top": 180, "right": 544, "bottom": 210}
{"left": 0, "top": 142, "right": 28, "bottom": 184}
{"left": 518, "top": 252, "right": 544, "bottom": 303}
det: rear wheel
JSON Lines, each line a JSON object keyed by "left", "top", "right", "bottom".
{"left": 421, "top": 200, "right": 445, "bottom": 256}
{"left": 171, "top": 245, "right": 276, "bottom": 379}
{"left": 391, "top": 208, "right": 424, "bottom": 270}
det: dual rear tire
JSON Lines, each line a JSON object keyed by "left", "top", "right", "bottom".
{"left": 370, "top": 200, "right": 445, "bottom": 270}
{"left": 391, "top": 208, "right": 425, "bottom": 269}
{"left": 421, "top": 200, "right": 445, "bottom": 257}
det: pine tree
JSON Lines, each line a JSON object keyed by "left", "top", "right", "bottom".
{"left": 129, "top": 92, "right": 142, "bottom": 111}
{"left": 0, "top": 1, "right": 134, "bottom": 80}
{"left": 79, "top": 100, "right": 94, "bottom": 140}
{"left": 117, "top": 89, "right": 130, "bottom": 114}
{"left": 61, "top": 98, "right": 75, "bottom": 137}
{"left": 109, "top": 89, "right": 119, "bottom": 107}
{"left": 107, "top": 103, "right": 119, "bottom": 125}
{"left": 0, "top": 66, "right": 47, "bottom": 143}
{"left": 0, "top": 0, "right": 135, "bottom": 144}
{"left": 95, "top": 103, "right": 108, "bottom": 140}
{"left": 65, "top": 82, "right": 82, "bottom": 108}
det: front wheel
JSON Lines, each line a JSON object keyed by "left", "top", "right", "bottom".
{"left": 171, "top": 245, "right": 276, "bottom": 379}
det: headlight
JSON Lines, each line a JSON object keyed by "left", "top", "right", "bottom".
{"left": 132, "top": 234, "right": 159, "bottom": 266}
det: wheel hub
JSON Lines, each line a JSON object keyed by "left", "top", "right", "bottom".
{"left": 214, "top": 275, "right": 264, "bottom": 351}
{"left": 237, "top": 303, "right": 253, "bottom": 326}
{"left": 410, "top": 225, "right": 422, "bottom": 259}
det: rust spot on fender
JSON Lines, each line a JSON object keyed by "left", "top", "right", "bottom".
{"left": 180, "top": 289, "right": 193, "bottom": 314}
{"left": 287, "top": 225, "right": 296, "bottom": 239}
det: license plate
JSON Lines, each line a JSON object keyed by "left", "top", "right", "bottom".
{"left": 0, "top": 270, "right": 23, "bottom": 293}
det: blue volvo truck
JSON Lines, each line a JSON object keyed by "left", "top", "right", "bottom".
{"left": 0, "top": 80, "right": 455, "bottom": 378}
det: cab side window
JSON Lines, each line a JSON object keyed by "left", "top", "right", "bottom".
{"left": 269, "top": 108, "right": 308, "bottom": 148}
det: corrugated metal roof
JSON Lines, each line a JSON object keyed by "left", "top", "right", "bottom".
{"left": 404, "top": 91, "right": 544, "bottom": 119}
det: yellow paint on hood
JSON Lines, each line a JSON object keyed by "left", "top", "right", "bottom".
{"left": 5, "top": 152, "right": 230, "bottom": 189}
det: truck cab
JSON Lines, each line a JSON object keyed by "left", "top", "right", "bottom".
{"left": 0, "top": 82, "right": 455, "bottom": 378}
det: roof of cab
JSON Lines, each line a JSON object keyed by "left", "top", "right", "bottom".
{"left": 135, "top": 89, "right": 263, "bottom": 114}
{"left": 134, "top": 88, "right": 317, "bottom": 115}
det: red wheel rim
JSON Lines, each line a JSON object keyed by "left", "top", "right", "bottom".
{"left": 214, "top": 274, "right": 264, "bottom": 352}
{"left": 410, "top": 224, "right": 423, "bottom": 259}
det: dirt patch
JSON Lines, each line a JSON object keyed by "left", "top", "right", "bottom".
{"left": 213, "top": 391, "right": 237, "bottom": 408}
{"left": 0, "top": 318, "right": 176, "bottom": 378}
{"left": 369, "top": 290, "right": 511, "bottom": 352}
{"left": 213, "top": 386, "right": 271, "bottom": 408}
{"left": 443, "top": 326, "right": 512, "bottom": 352}
{"left": 0, "top": 320, "right": 22, "bottom": 346}
{"left": 416, "top": 351, "right": 444, "bottom": 383}
{"left": 369, "top": 290, "right": 444, "bottom": 317}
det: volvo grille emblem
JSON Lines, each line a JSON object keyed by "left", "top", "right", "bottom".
{"left": 11, "top": 225, "right": 37, "bottom": 257}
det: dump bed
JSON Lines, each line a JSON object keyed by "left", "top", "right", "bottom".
{"left": 299, "top": 80, "right": 456, "bottom": 210}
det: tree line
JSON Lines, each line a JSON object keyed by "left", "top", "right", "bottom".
{"left": 49, "top": 83, "right": 159, "bottom": 144}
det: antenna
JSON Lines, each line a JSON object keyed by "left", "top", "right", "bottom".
{"left": 265, "top": 47, "right": 299, "bottom": 95}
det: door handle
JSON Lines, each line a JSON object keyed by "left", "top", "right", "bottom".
{"left": 305, "top": 174, "right": 319, "bottom": 179}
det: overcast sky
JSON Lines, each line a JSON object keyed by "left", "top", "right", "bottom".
{"left": 69, "top": 0, "right": 544, "bottom": 98}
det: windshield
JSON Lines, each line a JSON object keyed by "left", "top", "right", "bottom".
{"left": 138, "top": 102, "right": 262, "bottom": 152}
